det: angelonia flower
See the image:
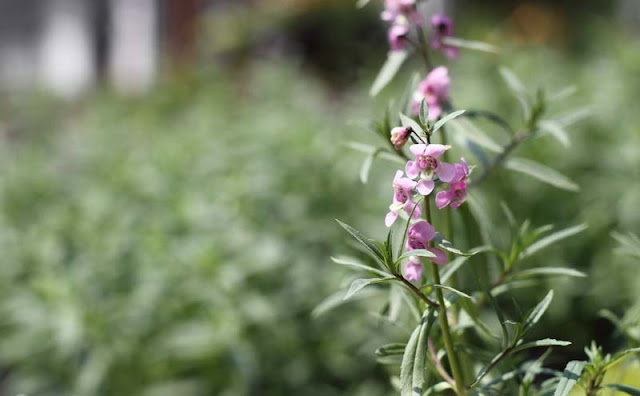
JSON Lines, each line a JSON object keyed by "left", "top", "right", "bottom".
{"left": 381, "top": 0, "right": 421, "bottom": 25}
{"left": 430, "top": 14, "right": 459, "bottom": 59}
{"left": 436, "top": 157, "right": 469, "bottom": 209}
{"left": 405, "top": 143, "right": 456, "bottom": 195}
{"left": 404, "top": 256, "right": 423, "bottom": 281}
{"left": 388, "top": 22, "right": 410, "bottom": 52}
{"left": 390, "top": 126, "right": 411, "bottom": 150}
{"left": 412, "top": 66, "right": 450, "bottom": 119}
{"left": 385, "top": 170, "right": 422, "bottom": 227}
{"left": 405, "top": 220, "right": 447, "bottom": 265}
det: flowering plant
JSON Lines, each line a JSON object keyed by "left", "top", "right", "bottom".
{"left": 324, "top": 1, "right": 640, "bottom": 395}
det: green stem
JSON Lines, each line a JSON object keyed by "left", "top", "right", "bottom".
{"left": 424, "top": 198, "right": 467, "bottom": 395}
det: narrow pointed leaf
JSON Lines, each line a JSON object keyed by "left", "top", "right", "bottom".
{"left": 448, "top": 118, "right": 502, "bottom": 153}
{"left": 441, "top": 36, "right": 500, "bottom": 54}
{"left": 412, "top": 310, "right": 436, "bottom": 395}
{"left": 504, "top": 158, "right": 580, "bottom": 192}
{"left": 523, "top": 290, "right": 553, "bottom": 334}
{"left": 431, "top": 284, "right": 473, "bottom": 300}
{"left": 511, "top": 339, "right": 571, "bottom": 354}
{"left": 370, "top": 50, "right": 409, "bottom": 96}
{"left": 603, "top": 347, "right": 640, "bottom": 370}
{"left": 431, "top": 110, "right": 466, "bottom": 134}
{"left": 346, "top": 141, "right": 406, "bottom": 164}
{"left": 508, "top": 267, "right": 587, "bottom": 279}
{"left": 418, "top": 99, "right": 428, "bottom": 126}
{"left": 399, "top": 112, "right": 425, "bottom": 136}
{"left": 396, "top": 249, "right": 436, "bottom": 263}
{"left": 331, "top": 256, "right": 392, "bottom": 278}
{"left": 539, "top": 120, "right": 571, "bottom": 148}
{"left": 400, "top": 322, "right": 422, "bottom": 396}
{"left": 336, "top": 220, "right": 386, "bottom": 264}
{"left": 355, "top": 0, "right": 371, "bottom": 8}
{"left": 553, "top": 360, "right": 586, "bottom": 396}
{"left": 360, "top": 148, "right": 382, "bottom": 184}
{"left": 440, "top": 256, "right": 471, "bottom": 283}
{"left": 520, "top": 224, "right": 588, "bottom": 259}
{"left": 345, "top": 277, "right": 394, "bottom": 300}
{"left": 603, "top": 384, "right": 640, "bottom": 396}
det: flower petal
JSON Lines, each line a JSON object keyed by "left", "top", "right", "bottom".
{"left": 427, "top": 248, "right": 447, "bottom": 265}
{"left": 405, "top": 161, "right": 420, "bottom": 179}
{"left": 385, "top": 211, "right": 398, "bottom": 227}
{"left": 416, "top": 179, "right": 434, "bottom": 195}
{"left": 435, "top": 190, "right": 453, "bottom": 209}
{"left": 436, "top": 161, "right": 456, "bottom": 182}
{"left": 403, "top": 259, "right": 423, "bottom": 281}
{"left": 424, "top": 144, "right": 449, "bottom": 158}
{"left": 409, "top": 144, "right": 427, "bottom": 157}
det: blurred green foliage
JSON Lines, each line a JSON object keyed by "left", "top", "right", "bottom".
{"left": 0, "top": 9, "right": 639, "bottom": 396}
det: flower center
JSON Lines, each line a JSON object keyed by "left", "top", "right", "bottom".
{"left": 417, "top": 155, "right": 438, "bottom": 172}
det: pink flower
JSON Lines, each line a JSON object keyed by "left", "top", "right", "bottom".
{"left": 436, "top": 158, "right": 469, "bottom": 210}
{"left": 385, "top": 170, "right": 420, "bottom": 227}
{"left": 403, "top": 256, "right": 423, "bottom": 281}
{"left": 412, "top": 66, "right": 450, "bottom": 119}
{"left": 405, "top": 144, "right": 456, "bottom": 195}
{"left": 430, "top": 14, "right": 459, "bottom": 59}
{"left": 388, "top": 23, "right": 410, "bottom": 51}
{"left": 381, "top": 0, "right": 421, "bottom": 25}
{"left": 390, "top": 126, "right": 411, "bottom": 149}
{"left": 405, "top": 221, "right": 447, "bottom": 265}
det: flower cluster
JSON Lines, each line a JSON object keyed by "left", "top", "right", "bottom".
{"left": 430, "top": 14, "right": 459, "bottom": 59}
{"left": 412, "top": 66, "right": 450, "bottom": 120}
{"left": 381, "top": 0, "right": 419, "bottom": 52}
{"left": 385, "top": 140, "right": 469, "bottom": 280}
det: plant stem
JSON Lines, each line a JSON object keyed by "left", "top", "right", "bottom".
{"left": 469, "top": 128, "right": 531, "bottom": 187}
{"left": 396, "top": 275, "right": 439, "bottom": 308}
{"left": 415, "top": 25, "right": 434, "bottom": 71}
{"left": 425, "top": 197, "right": 467, "bottom": 395}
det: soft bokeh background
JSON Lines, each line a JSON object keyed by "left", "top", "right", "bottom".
{"left": 0, "top": 0, "right": 639, "bottom": 395}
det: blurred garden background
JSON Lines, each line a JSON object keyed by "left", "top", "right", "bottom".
{"left": 0, "top": 0, "right": 639, "bottom": 395}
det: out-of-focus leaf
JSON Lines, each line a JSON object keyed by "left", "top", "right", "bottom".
{"left": 553, "top": 360, "right": 586, "bottom": 396}
{"left": 396, "top": 249, "right": 436, "bottom": 263}
{"left": 330, "top": 256, "right": 391, "bottom": 278}
{"left": 418, "top": 99, "right": 428, "bottom": 126}
{"left": 400, "top": 320, "right": 422, "bottom": 396}
{"left": 504, "top": 157, "right": 580, "bottom": 192}
{"left": 441, "top": 37, "right": 500, "bottom": 54}
{"left": 360, "top": 148, "right": 381, "bottom": 184}
{"left": 548, "top": 86, "right": 577, "bottom": 101}
{"left": 355, "top": 0, "right": 370, "bottom": 8}
{"left": 344, "top": 277, "right": 394, "bottom": 300}
{"left": 603, "top": 347, "right": 640, "bottom": 370}
{"left": 499, "top": 66, "right": 531, "bottom": 120}
{"left": 612, "top": 231, "right": 640, "bottom": 259}
{"left": 539, "top": 120, "right": 571, "bottom": 147}
{"left": 508, "top": 267, "right": 587, "bottom": 280}
{"left": 370, "top": 50, "right": 409, "bottom": 96}
{"left": 603, "top": 384, "right": 640, "bottom": 396}
{"left": 448, "top": 118, "right": 502, "bottom": 153}
{"left": 431, "top": 284, "right": 473, "bottom": 300}
{"left": 346, "top": 142, "right": 406, "bottom": 164}
{"left": 554, "top": 107, "right": 592, "bottom": 128}
{"left": 520, "top": 224, "right": 588, "bottom": 259}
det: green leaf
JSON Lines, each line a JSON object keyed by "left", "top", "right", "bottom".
{"left": 539, "top": 120, "right": 570, "bottom": 148}
{"left": 360, "top": 148, "right": 382, "bottom": 184}
{"left": 431, "top": 284, "right": 473, "bottom": 300}
{"left": 440, "top": 256, "right": 471, "bottom": 284}
{"left": 384, "top": 228, "right": 395, "bottom": 269}
{"left": 345, "top": 142, "right": 406, "bottom": 164}
{"left": 418, "top": 99, "right": 428, "bottom": 126}
{"left": 412, "top": 310, "right": 437, "bottom": 395}
{"left": 548, "top": 86, "right": 577, "bottom": 102}
{"left": 399, "top": 112, "right": 425, "bottom": 136}
{"left": 603, "top": 347, "right": 640, "bottom": 370}
{"left": 508, "top": 267, "right": 587, "bottom": 280}
{"left": 491, "top": 280, "right": 538, "bottom": 297}
{"left": 448, "top": 118, "right": 503, "bottom": 153}
{"left": 511, "top": 338, "right": 571, "bottom": 354}
{"left": 469, "top": 349, "right": 509, "bottom": 389}
{"left": 312, "top": 289, "right": 376, "bottom": 317}
{"left": 431, "top": 110, "right": 466, "bottom": 134}
{"left": 370, "top": 50, "right": 409, "bottom": 96}
{"left": 335, "top": 220, "right": 386, "bottom": 264}
{"left": 376, "top": 343, "right": 406, "bottom": 357}
{"left": 344, "top": 277, "right": 394, "bottom": 300}
{"left": 396, "top": 249, "right": 436, "bottom": 263}
{"left": 499, "top": 66, "right": 531, "bottom": 120}
{"left": 434, "top": 234, "right": 490, "bottom": 257}
{"left": 504, "top": 157, "right": 580, "bottom": 192}
{"left": 555, "top": 107, "right": 592, "bottom": 128}
{"left": 441, "top": 36, "right": 500, "bottom": 54}
{"left": 603, "top": 384, "right": 640, "bottom": 396}
{"left": 520, "top": 224, "right": 588, "bottom": 259}
{"left": 355, "top": 0, "right": 370, "bottom": 8}
{"left": 522, "top": 290, "right": 553, "bottom": 334}
{"left": 400, "top": 321, "right": 422, "bottom": 396}
{"left": 330, "top": 256, "right": 392, "bottom": 278}
{"left": 553, "top": 360, "right": 586, "bottom": 396}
